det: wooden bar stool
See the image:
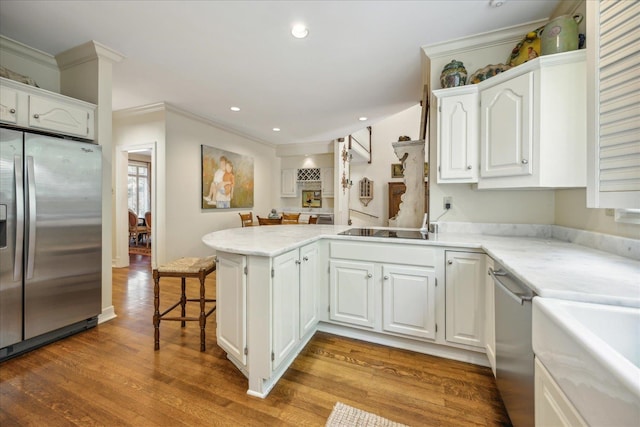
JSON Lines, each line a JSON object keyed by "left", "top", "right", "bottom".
{"left": 153, "top": 256, "right": 216, "bottom": 351}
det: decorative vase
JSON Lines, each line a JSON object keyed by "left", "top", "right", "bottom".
{"left": 440, "top": 60, "right": 467, "bottom": 88}
{"left": 537, "top": 14, "right": 584, "bottom": 56}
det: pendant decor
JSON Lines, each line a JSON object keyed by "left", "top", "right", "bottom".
{"left": 359, "top": 177, "right": 373, "bottom": 206}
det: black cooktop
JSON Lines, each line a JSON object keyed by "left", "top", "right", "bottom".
{"left": 338, "top": 228, "right": 428, "bottom": 240}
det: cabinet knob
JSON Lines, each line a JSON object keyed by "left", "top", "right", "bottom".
{"left": 33, "top": 113, "right": 40, "bottom": 119}
{"left": 447, "top": 260, "right": 453, "bottom": 265}
{"left": 295, "top": 259, "right": 301, "bottom": 265}
{"left": 521, "top": 159, "right": 528, "bottom": 164}
{"left": 383, "top": 275, "right": 389, "bottom": 280}
{"left": 467, "top": 165, "right": 472, "bottom": 170}
{"left": 303, "top": 256, "right": 308, "bottom": 262}
{"left": 367, "top": 273, "right": 373, "bottom": 278}
{"left": 9, "top": 108, "right": 16, "bottom": 114}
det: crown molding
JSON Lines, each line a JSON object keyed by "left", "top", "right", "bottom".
{"left": 113, "top": 103, "right": 167, "bottom": 119}
{"left": 56, "top": 40, "right": 125, "bottom": 70}
{"left": 0, "top": 34, "right": 58, "bottom": 70}
{"left": 422, "top": 19, "right": 548, "bottom": 59}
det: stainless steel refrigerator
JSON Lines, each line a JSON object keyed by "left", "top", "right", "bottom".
{"left": 0, "top": 127, "right": 102, "bottom": 360}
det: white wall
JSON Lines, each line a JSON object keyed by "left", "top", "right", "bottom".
{"left": 165, "top": 108, "right": 278, "bottom": 261}
{"left": 349, "top": 104, "right": 423, "bottom": 227}
{"left": 112, "top": 106, "right": 166, "bottom": 267}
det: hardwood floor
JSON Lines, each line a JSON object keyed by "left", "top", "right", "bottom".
{"left": 0, "top": 254, "right": 511, "bottom": 426}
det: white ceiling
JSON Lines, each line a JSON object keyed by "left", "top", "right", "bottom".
{"left": 0, "top": 0, "right": 559, "bottom": 146}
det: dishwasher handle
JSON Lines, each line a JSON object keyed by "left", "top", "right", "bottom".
{"left": 489, "top": 267, "right": 534, "bottom": 305}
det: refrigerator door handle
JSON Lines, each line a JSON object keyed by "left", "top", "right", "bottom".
{"left": 26, "top": 156, "right": 36, "bottom": 280}
{"left": 14, "top": 155, "right": 24, "bottom": 281}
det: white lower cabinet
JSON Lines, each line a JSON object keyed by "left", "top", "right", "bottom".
{"left": 272, "top": 250, "right": 301, "bottom": 369}
{"left": 216, "top": 253, "right": 247, "bottom": 366}
{"left": 445, "top": 251, "right": 485, "bottom": 348}
{"left": 485, "top": 256, "right": 496, "bottom": 375}
{"left": 382, "top": 265, "right": 436, "bottom": 340}
{"left": 535, "top": 358, "right": 587, "bottom": 427}
{"left": 299, "top": 243, "right": 319, "bottom": 338}
{"left": 329, "top": 259, "right": 375, "bottom": 328}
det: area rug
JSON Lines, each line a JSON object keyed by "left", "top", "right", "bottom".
{"left": 129, "top": 245, "right": 151, "bottom": 256}
{"left": 326, "top": 402, "right": 408, "bottom": 427}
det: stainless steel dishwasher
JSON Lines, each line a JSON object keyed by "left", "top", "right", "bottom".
{"left": 489, "top": 262, "right": 536, "bottom": 427}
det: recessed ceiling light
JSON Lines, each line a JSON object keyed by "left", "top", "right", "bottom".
{"left": 291, "top": 24, "right": 309, "bottom": 39}
{"left": 489, "top": 0, "right": 506, "bottom": 7}
{"left": 230, "top": 106, "right": 240, "bottom": 112}
{"left": 273, "top": 127, "right": 281, "bottom": 132}
{"left": 359, "top": 117, "right": 368, "bottom": 121}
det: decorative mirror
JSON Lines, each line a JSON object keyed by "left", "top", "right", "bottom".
{"left": 359, "top": 177, "right": 373, "bottom": 206}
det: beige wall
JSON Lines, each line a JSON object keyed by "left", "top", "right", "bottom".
{"left": 349, "top": 104, "right": 423, "bottom": 227}
{"left": 164, "top": 108, "right": 278, "bottom": 261}
{"left": 555, "top": 189, "right": 639, "bottom": 239}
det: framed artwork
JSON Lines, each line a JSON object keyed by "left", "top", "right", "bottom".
{"left": 302, "top": 190, "right": 322, "bottom": 208}
{"left": 391, "top": 162, "right": 429, "bottom": 179}
{"left": 201, "top": 145, "right": 254, "bottom": 209}
{"left": 419, "top": 84, "right": 430, "bottom": 141}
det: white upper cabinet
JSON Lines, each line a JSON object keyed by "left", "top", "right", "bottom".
{"left": 478, "top": 51, "right": 587, "bottom": 189}
{"left": 0, "top": 77, "right": 95, "bottom": 140}
{"left": 321, "top": 167, "right": 334, "bottom": 197}
{"left": 433, "top": 86, "right": 479, "bottom": 183}
{"left": 586, "top": 0, "right": 640, "bottom": 208}
{"left": 480, "top": 72, "right": 533, "bottom": 180}
{"left": 280, "top": 168, "right": 297, "bottom": 197}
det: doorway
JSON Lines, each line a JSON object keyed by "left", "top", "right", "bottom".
{"left": 114, "top": 142, "right": 157, "bottom": 269}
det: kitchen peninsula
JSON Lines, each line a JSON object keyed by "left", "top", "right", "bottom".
{"left": 202, "top": 225, "right": 640, "bottom": 398}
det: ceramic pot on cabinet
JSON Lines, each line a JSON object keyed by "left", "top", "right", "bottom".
{"left": 440, "top": 60, "right": 467, "bottom": 88}
{"left": 538, "top": 14, "right": 584, "bottom": 56}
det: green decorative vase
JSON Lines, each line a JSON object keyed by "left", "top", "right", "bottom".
{"left": 537, "top": 14, "right": 583, "bottom": 56}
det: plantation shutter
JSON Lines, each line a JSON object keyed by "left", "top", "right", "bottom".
{"left": 587, "top": 0, "right": 640, "bottom": 208}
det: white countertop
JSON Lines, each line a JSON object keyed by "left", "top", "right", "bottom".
{"left": 202, "top": 225, "right": 640, "bottom": 308}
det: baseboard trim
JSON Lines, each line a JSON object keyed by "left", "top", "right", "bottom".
{"left": 98, "top": 306, "right": 117, "bottom": 324}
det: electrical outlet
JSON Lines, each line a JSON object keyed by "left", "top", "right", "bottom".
{"left": 443, "top": 196, "right": 453, "bottom": 210}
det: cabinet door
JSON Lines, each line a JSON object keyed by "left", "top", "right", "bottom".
{"left": 281, "top": 169, "right": 297, "bottom": 197}
{"left": 0, "top": 86, "right": 18, "bottom": 124}
{"left": 438, "top": 92, "right": 478, "bottom": 182}
{"left": 329, "top": 259, "right": 375, "bottom": 328}
{"left": 216, "top": 253, "right": 247, "bottom": 366}
{"left": 28, "top": 94, "right": 93, "bottom": 139}
{"left": 535, "top": 358, "right": 587, "bottom": 427}
{"left": 299, "top": 243, "right": 318, "bottom": 338}
{"left": 321, "top": 167, "right": 334, "bottom": 197}
{"left": 382, "top": 265, "right": 436, "bottom": 340}
{"left": 272, "top": 249, "right": 300, "bottom": 369}
{"left": 480, "top": 72, "right": 533, "bottom": 178}
{"left": 485, "top": 256, "right": 496, "bottom": 375}
{"left": 445, "top": 251, "right": 485, "bottom": 348}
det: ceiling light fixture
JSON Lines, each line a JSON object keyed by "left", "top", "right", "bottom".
{"left": 273, "top": 127, "right": 281, "bottom": 132}
{"left": 230, "top": 106, "right": 240, "bottom": 112}
{"left": 291, "top": 24, "right": 309, "bottom": 39}
{"left": 359, "top": 117, "right": 368, "bottom": 121}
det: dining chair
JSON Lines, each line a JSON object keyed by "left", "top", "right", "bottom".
{"left": 144, "top": 211, "right": 152, "bottom": 247}
{"left": 282, "top": 212, "right": 301, "bottom": 224}
{"left": 308, "top": 215, "right": 318, "bottom": 224}
{"left": 239, "top": 212, "right": 254, "bottom": 227}
{"left": 257, "top": 216, "right": 283, "bottom": 225}
{"left": 128, "top": 210, "right": 148, "bottom": 246}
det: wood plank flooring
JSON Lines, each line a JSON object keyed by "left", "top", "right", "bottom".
{"left": 0, "top": 254, "right": 511, "bottom": 426}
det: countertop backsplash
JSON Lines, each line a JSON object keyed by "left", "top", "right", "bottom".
{"left": 436, "top": 222, "right": 640, "bottom": 261}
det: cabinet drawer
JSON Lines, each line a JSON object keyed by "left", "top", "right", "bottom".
{"left": 29, "top": 94, "right": 94, "bottom": 139}
{"left": 330, "top": 241, "right": 435, "bottom": 267}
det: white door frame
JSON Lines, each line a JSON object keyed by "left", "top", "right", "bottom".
{"left": 114, "top": 141, "right": 157, "bottom": 268}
